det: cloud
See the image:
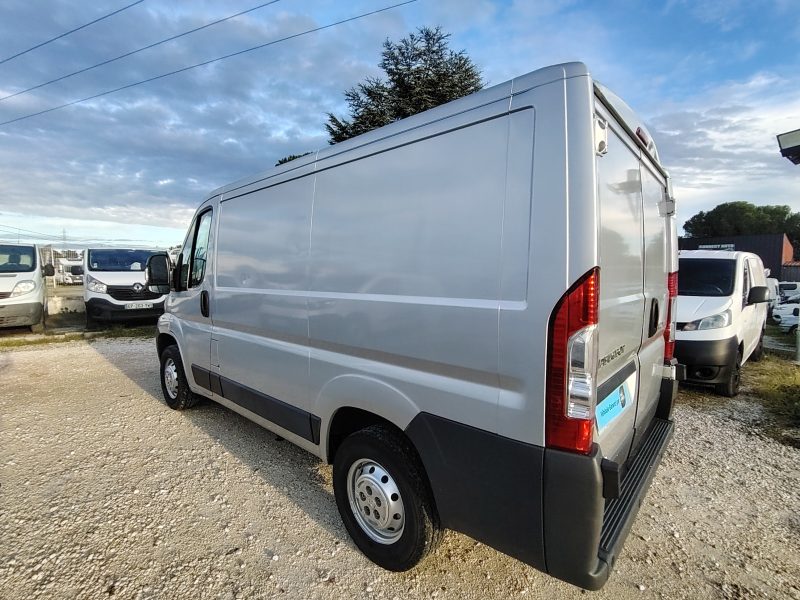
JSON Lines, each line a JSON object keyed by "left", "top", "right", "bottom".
{"left": 647, "top": 72, "right": 800, "bottom": 223}
{"left": 0, "top": 0, "right": 410, "bottom": 242}
{"left": 662, "top": 0, "right": 783, "bottom": 32}
{"left": 0, "top": 0, "right": 797, "bottom": 245}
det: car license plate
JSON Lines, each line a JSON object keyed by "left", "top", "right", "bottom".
{"left": 125, "top": 302, "right": 153, "bottom": 310}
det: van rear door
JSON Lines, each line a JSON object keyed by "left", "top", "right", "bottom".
{"left": 631, "top": 155, "right": 671, "bottom": 452}
{"left": 593, "top": 101, "right": 670, "bottom": 464}
{"left": 593, "top": 108, "right": 645, "bottom": 464}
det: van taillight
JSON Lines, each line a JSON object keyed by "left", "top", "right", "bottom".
{"left": 664, "top": 271, "right": 678, "bottom": 361}
{"left": 545, "top": 268, "right": 599, "bottom": 455}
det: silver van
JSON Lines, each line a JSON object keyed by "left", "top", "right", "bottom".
{"left": 147, "top": 62, "right": 681, "bottom": 590}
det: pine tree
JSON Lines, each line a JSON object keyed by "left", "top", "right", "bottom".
{"left": 325, "top": 26, "right": 483, "bottom": 144}
{"left": 275, "top": 152, "right": 312, "bottom": 166}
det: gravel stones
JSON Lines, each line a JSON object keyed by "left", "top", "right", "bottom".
{"left": 1, "top": 339, "right": 798, "bottom": 599}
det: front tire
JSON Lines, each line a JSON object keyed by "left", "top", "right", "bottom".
{"left": 332, "top": 425, "right": 442, "bottom": 571}
{"left": 750, "top": 330, "right": 765, "bottom": 362}
{"left": 715, "top": 348, "right": 742, "bottom": 397}
{"left": 159, "top": 345, "right": 199, "bottom": 410}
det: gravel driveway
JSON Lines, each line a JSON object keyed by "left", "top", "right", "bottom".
{"left": 1, "top": 339, "right": 798, "bottom": 599}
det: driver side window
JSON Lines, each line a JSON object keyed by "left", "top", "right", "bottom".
{"left": 178, "top": 209, "right": 213, "bottom": 290}
{"left": 190, "top": 211, "right": 213, "bottom": 288}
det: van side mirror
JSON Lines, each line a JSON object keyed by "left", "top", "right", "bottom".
{"left": 145, "top": 253, "right": 171, "bottom": 294}
{"left": 793, "top": 307, "right": 800, "bottom": 317}
{"left": 70, "top": 265, "right": 84, "bottom": 275}
{"left": 747, "top": 286, "right": 770, "bottom": 305}
{"left": 43, "top": 264, "right": 55, "bottom": 277}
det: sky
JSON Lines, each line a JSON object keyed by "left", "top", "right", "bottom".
{"left": 0, "top": 0, "right": 797, "bottom": 247}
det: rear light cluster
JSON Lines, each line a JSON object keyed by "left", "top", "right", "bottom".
{"left": 545, "top": 268, "right": 599, "bottom": 455}
{"left": 664, "top": 271, "right": 678, "bottom": 361}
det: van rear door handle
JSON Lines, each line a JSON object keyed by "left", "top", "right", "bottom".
{"left": 648, "top": 298, "right": 659, "bottom": 338}
{"left": 200, "top": 290, "right": 210, "bottom": 318}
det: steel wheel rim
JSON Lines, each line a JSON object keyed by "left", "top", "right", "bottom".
{"left": 347, "top": 458, "right": 405, "bottom": 544}
{"left": 163, "top": 358, "right": 179, "bottom": 400}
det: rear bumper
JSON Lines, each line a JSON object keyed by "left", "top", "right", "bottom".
{"left": 85, "top": 298, "right": 164, "bottom": 322}
{"left": 406, "top": 408, "right": 675, "bottom": 590}
{"left": 543, "top": 419, "right": 674, "bottom": 590}
{"left": 674, "top": 337, "right": 738, "bottom": 385}
{"left": 0, "top": 301, "right": 43, "bottom": 327}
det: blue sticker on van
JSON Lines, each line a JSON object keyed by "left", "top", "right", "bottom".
{"left": 596, "top": 383, "right": 630, "bottom": 431}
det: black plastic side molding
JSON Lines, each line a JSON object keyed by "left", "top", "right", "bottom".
{"left": 191, "top": 364, "right": 321, "bottom": 444}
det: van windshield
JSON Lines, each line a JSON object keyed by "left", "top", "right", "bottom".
{"left": 88, "top": 249, "right": 158, "bottom": 272}
{"left": 678, "top": 258, "right": 736, "bottom": 297}
{"left": 0, "top": 244, "right": 36, "bottom": 273}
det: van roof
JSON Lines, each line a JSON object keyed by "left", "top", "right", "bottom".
{"left": 207, "top": 62, "right": 663, "bottom": 201}
{"left": 679, "top": 249, "right": 754, "bottom": 261}
{"left": 594, "top": 82, "right": 660, "bottom": 164}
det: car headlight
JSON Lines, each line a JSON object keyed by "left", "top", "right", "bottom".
{"left": 682, "top": 309, "right": 732, "bottom": 331}
{"left": 86, "top": 274, "right": 107, "bottom": 293}
{"left": 10, "top": 280, "right": 36, "bottom": 297}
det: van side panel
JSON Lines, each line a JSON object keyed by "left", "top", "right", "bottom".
{"left": 309, "top": 112, "right": 510, "bottom": 433}
{"left": 495, "top": 105, "right": 542, "bottom": 443}
{"left": 498, "top": 75, "right": 594, "bottom": 446}
{"left": 214, "top": 177, "right": 314, "bottom": 416}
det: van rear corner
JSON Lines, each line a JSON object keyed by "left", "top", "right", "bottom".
{"left": 538, "top": 264, "right": 679, "bottom": 589}
{"left": 542, "top": 416, "right": 674, "bottom": 590}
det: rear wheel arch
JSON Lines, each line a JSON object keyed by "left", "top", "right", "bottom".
{"left": 315, "top": 375, "right": 420, "bottom": 459}
{"left": 327, "top": 407, "right": 402, "bottom": 463}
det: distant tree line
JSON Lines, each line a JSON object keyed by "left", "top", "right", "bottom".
{"left": 684, "top": 201, "right": 800, "bottom": 258}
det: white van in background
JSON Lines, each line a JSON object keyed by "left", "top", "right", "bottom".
{"left": 146, "top": 62, "right": 682, "bottom": 590}
{"left": 765, "top": 277, "right": 779, "bottom": 317}
{"left": 778, "top": 281, "right": 799, "bottom": 301}
{"left": 0, "top": 243, "right": 54, "bottom": 329}
{"left": 84, "top": 248, "right": 168, "bottom": 327}
{"left": 674, "top": 250, "right": 770, "bottom": 396}
{"left": 772, "top": 296, "right": 800, "bottom": 334}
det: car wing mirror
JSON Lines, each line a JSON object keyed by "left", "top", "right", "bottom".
{"left": 43, "top": 264, "right": 55, "bottom": 277}
{"left": 747, "top": 286, "right": 770, "bottom": 305}
{"left": 145, "top": 253, "right": 171, "bottom": 294}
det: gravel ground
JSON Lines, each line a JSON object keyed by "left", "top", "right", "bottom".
{"left": 1, "top": 339, "right": 799, "bottom": 600}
